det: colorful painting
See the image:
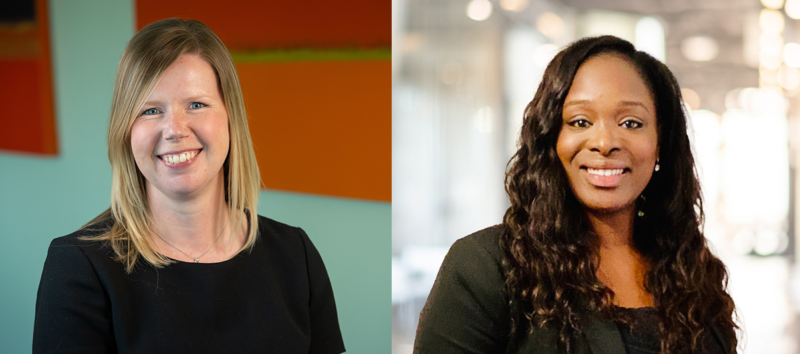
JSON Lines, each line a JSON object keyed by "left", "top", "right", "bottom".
{"left": 0, "top": 0, "right": 57, "bottom": 155}
{"left": 136, "top": 0, "right": 391, "bottom": 202}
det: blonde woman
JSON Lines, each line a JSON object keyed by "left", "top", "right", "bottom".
{"left": 33, "top": 19, "right": 345, "bottom": 353}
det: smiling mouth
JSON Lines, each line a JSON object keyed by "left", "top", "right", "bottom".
{"left": 158, "top": 149, "right": 202, "bottom": 165}
{"left": 580, "top": 167, "right": 629, "bottom": 187}
{"left": 586, "top": 168, "right": 625, "bottom": 176}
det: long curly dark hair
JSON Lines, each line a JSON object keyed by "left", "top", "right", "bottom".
{"left": 501, "top": 35, "right": 737, "bottom": 353}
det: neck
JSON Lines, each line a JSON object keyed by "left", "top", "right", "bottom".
{"left": 588, "top": 204, "right": 653, "bottom": 307}
{"left": 586, "top": 204, "right": 636, "bottom": 250}
{"left": 146, "top": 171, "right": 230, "bottom": 256}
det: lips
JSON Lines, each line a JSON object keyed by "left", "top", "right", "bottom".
{"left": 581, "top": 166, "right": 628, "bottom": 188}
{"left": 157, "top": 149, "right": 202, "bottom": 167}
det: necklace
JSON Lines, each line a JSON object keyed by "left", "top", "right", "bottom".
{"left": 154, "top": 217, "right": 229, "bottom": 263}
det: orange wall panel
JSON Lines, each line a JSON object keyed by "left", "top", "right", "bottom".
{"left": 237, "top": 60, "right": 391, "bottom": 201}
{"left": 136, "top": 0, "right": 390, "bottom": 50}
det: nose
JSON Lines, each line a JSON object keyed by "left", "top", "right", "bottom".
{"left": 586, "top": 120, "right": 619, "bottom": 156}
{"left": 162, "top": 109, "right": 189, "bottom": 141}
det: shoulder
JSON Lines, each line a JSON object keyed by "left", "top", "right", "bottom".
{"left": 439, "top": 224, "right": 508, "bottom": 291}
{"left": 252, "top": 215, "right": 325, "bottom": 271}
{"left": 442, "top": 224, "right": 506, "bottom": 276}
{"left": 414, "top": 225, "right": 511, "bottom": 353}
{"left": 254, "top": 214, "right": 315, "bottom": 252}
{"left": 431, "top": 223, "right": 510, "bottom": 307}
{"left": 252, "top": 215, "right": 344, "bottom": 350}
{"left": 429, "top": 224, "right": 508, "bottom": 310}
{"left": 449, "top": 224, "right": 505, "bottom": 257}
{"left": 255, "top": 214, "right": 301, "bottom": 236}
{"left": 37, "top": 226, "right": 116, "bottom": 306}
{"left": 46, "top": 225, "right": 114, "bottom": 264}
{"left": 39, "top": 225, "right": 125, "bottom": 294}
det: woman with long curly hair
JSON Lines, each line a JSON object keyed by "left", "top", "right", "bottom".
{"left": 414, "top": 35, "right": 737, "bottom": 353}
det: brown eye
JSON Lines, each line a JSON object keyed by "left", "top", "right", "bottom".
{"left": 568, "top": 119, "right": 591, "bottom": 128}
{"left": 620, "top": 119, "right": 643, "bottom": 129}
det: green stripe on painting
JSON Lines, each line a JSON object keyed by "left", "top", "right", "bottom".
{"left": 230, "top": 47, "right": 391, "bottom": 62}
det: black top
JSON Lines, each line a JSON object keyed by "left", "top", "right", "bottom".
{"left": 414, "top": 225, "right": 729, "bottom": 354}
{"left": 615, "top": 307, "right": 662, "bottom": 354}
{"left": 33, "top": 215, "right": 345, "bottom": 354}
{"left": 615, "top": 306, "right": 725, "bottom": 354}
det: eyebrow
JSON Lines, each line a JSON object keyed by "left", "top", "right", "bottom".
{"left": 563, "top": 99, "right": 652, "bottom": 113}
{"left": 141, "top": 95, "right": 213, "bottom": 107}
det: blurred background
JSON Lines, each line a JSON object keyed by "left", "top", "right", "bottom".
{"left": 0, "top": 0, "right": 389, "bottom": 353}
{"left": 392, "top": 0, "right": 800, "bottom": 352}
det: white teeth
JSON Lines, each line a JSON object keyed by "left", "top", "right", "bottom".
{"left": 162, "top": 151, "right": 198, "bottom": 164}
{"left": 587, "top": 168, "right": 624, "bottom": 176}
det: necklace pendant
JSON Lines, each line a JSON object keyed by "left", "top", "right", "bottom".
{"left": 194, "top": 258, "right": 199, "bottom": 263}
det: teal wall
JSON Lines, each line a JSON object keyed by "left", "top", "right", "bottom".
{"left": 0, "top": 1, "right": 390, "bottom": 352}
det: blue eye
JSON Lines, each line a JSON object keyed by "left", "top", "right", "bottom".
{"left": 189, "top": 102, "right": 205, "bottom": 109}
{"left": 142, "top": 108, "right": 159, "bottom": 115}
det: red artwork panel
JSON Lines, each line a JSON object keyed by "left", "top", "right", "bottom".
{"left": 0, "top": 0, "right": 57, "bottom": 155}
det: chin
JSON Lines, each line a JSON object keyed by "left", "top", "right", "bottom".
{"left": 578, "top": 195, "right": 634, "bottom": 214}
{"left": 586, "top": 205, "right": 625, "bottom": 214}
{"left": 160, "top": 178, "right": 208, "bottom": 196}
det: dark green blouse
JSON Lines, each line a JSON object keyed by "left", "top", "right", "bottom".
{"left": 413, "top": 225, "right": 729, "bottom": 354}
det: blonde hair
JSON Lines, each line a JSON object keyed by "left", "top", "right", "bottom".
{"left": 84, "top": 19, "right": 261, "bottom": 273}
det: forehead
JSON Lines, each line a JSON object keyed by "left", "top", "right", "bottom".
{"left": 150, "top": 54, "right": 219, "bottom": 94}
{"left": 564, "top": 53, "right": 654, "bottom": 107}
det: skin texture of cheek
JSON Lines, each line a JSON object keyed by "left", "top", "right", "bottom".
{"left": 130, "top": 122, "right": 158, "bottom": 182}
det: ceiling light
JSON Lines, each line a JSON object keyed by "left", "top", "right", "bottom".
{"left": 761, "top": 0, "right": 785, "bottom": 9}
{"left": 536, "top": 12, "right": 564, "bottom": 39}
{"left": 682, "top": 36, "right": 719, "bottom": 62}
{"left": 467, "top": 0, "right": 493, "bottom": 21}
{"left": 500, "top": 0, "right": 529, "bottom": 12}
{"left": 760, "top": 9, "right": 785, "bottom": 35}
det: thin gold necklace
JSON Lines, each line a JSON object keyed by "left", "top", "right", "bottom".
{"left": 154, "top": 218, "right": 229, "bottom": 263}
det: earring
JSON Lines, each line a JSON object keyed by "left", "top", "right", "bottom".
{"left": 655, "top": 159, "right": 660, "bottom": 172}
{"left": 637, "top": 195, "right": 646, "bottom": 217}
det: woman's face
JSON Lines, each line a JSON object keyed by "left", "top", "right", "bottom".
{"left": 556, "top": 53, "right": 658, "bottom": 215}
{"left": 130, "top": 54, "right": 230, "bottom": 201}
